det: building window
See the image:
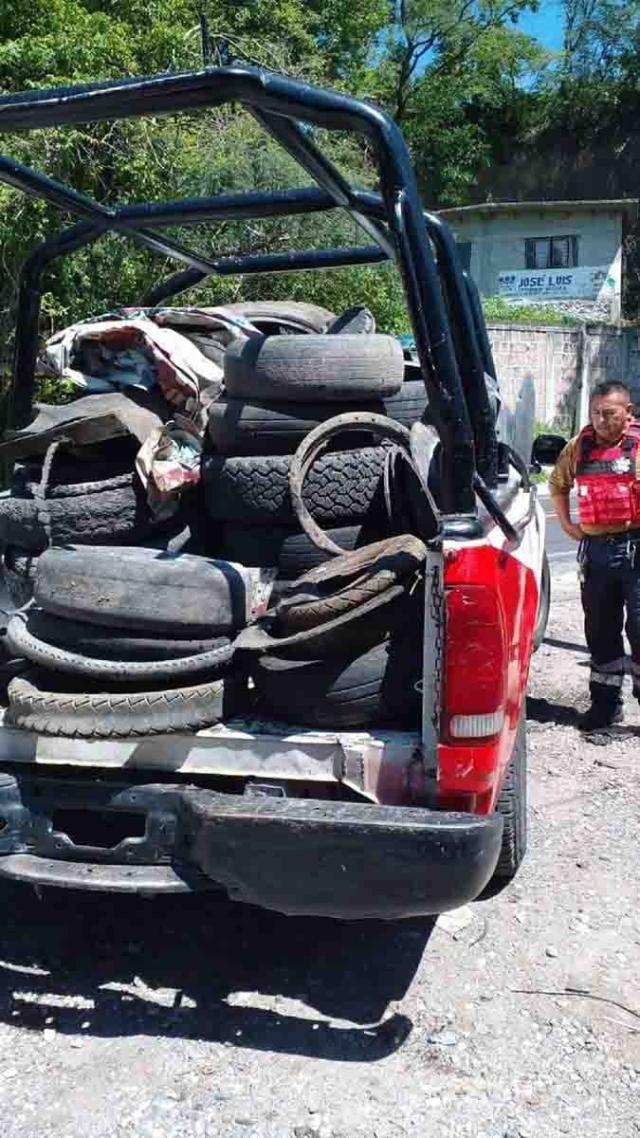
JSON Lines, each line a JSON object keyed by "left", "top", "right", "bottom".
{"left": 525, "top": 236, "right": 578, "bottom": 269}
{"left": 456, "top": 241, "right": 472, "bottom": 272}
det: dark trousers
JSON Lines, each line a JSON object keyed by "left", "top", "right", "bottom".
{"left": 580, "top": 533, "right": 640, "bottom": 706}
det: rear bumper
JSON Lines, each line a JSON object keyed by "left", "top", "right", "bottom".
{"left": 0, "top": 771, "right": 503, "bottom": 918}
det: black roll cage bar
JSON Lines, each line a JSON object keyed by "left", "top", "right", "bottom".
{"left": 0, "top": 64, "right": 500, "bottom": 514}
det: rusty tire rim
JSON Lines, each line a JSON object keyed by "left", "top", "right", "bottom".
{"left": 289, "top": 412, "right": 412, "bottom": 556}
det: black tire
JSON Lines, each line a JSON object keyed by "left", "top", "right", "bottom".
{"left": 218, "top": 301, "right": 334, "bottom": 335}
{"left": 207, "top": 382, "right": 429, "bottom": 456}
{"left": 223, "top": 334, "right": 404, "bottom": 403}
{"left": 237, "top": 580, "right": 423, "bottom": 661}
{"left": 13, "top": 440, "right": 139, "bottom": 489}
{"left": 6, "top": 612, "right": 235, "bottom": 683}
{"left": 325, "top": 306, "right": 375, "bottom": 335}
{"left": 477, "top": 712, "right": 528, "bottom": 899}
{"left": 202, "top": 448, "right": 387, "bottom": 526}
{"left": 383, "top": 381, "right": 430, "bottom": 428}
{"left": 23, "top": 609, "right": 229, "bottom": 662}
{"left": 34, "top": 545, "right": 248, "bottom": 634}
{"left": 0, "top": 519, "right": 211, "bottom": 611}
{"left": 219, "top": 522, "right": 381, "bottom": 577}
{"left": 250, "top": 635, "right": 422, "bottom": 729}
{"left": 0, "top": 474, "right": 153, "bottom": 553}
{"left": 275, "top": 535, "right": 426, "bottom": 634}
{"left": 289, "top": 413, "right": 411, "bottom": 557}
{"left": 533, "top": 552, "right": 550, "bottom": 652}
{"left": 6, "top": 668, "right": 247, "bottom": 739}
{"left": 11, "top": 468, "right": 134, "bottom": 499}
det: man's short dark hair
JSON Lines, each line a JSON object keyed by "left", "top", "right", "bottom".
{"left": 590, "top": 381, "right": 631, "bottom": 402}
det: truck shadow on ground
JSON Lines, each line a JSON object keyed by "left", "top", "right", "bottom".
{"left": 526, "top": 696, "right": 579, "bottom": 726}
{"left": 0, "top": 883, "right": 433, "bottom": 1061}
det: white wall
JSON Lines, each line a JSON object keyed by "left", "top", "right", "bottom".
{"left": 451, "top": 209, "right": 623, "bottom": 310}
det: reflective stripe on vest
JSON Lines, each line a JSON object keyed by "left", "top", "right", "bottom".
{"left": 575, "top": 423, "right": 640, "bottom": 527}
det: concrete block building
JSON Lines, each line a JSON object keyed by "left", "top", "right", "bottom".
{"left": 438, "top": 199, "right": 638, "bottom": 320}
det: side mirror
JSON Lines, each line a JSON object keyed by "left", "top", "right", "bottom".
{"left": 531, "top": 433, "right": 568, "bottom": 466}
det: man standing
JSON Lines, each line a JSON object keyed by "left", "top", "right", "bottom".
{"left": 549, "top": 381, "right": 640, "bottom": 731}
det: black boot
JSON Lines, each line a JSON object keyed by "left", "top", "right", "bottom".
{"left": 578, "top": 702, "right": 624, "bottom": 732}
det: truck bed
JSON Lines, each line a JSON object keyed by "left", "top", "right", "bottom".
{"left": 0, "top": 710, "right": 425, "bottom": 806}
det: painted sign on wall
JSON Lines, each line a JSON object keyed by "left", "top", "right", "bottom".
{"left": 498, "top": 266, "right": 616, "bottom": 301}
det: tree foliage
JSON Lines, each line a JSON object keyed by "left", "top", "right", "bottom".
{"left": 0, "top": 0, "right": 412, "bottom": 361}
{"left": 1, "top": 0, "right": 639, "bottom": 362}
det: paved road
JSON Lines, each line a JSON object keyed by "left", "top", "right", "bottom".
{"left": 540, "top": 489, "right": 577, "bottom": 579}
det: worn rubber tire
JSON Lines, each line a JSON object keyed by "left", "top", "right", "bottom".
{"left": 6, "top": 668, "right": 247, "bottom": 739}
{"left": 34, "top": 545, "right": 248, "bottom": 634}
{"left": 533, "top": 552, "right": 550, "bottom": 652}
{"left": 251, "top": 635, "right": 422, "bottom": 729}
{"left": 325, "top": 305, "right": 375, "bottom": 335}
{"left": 289, "top": 413, "right": 412, "bottom": 556}
{"left": 12, "top": 468, "right": 134, "bottom": 499}
{"left": 13, "top": 441, "right": 139, "bottom": 490}
{"left": 275, "top": 535, "right": 426, "bottom": 634}
{"left": 0, "top": 474, "right": 153, "bottom": 553}
{"left": 0, "top": 520, "right": 211, "bottom": 611}
{"left": 237, "top": 580, "right": 423, "bottom": 661}
{"left": 207, "top": 381, "right": 429, "bottom": 455}
{"left": 217, "top": 301, "right": 334, "bottom": 335}
{"left": 202, "top": 448, "right": 387, "bottom": 526}
{"left": 219, "top": 522, "right": 380, "bottom": 577}
{"left": 23, "top": 609, "right": 229, "bottom": 663}
{"left": 477, "top": 712, "right": 528, "bottom": 900}
{"left": 224, "top": 333, "right": 404, "bottom": 402}
{"left": 6, "top": 612, "right": 235, "bottom": 683}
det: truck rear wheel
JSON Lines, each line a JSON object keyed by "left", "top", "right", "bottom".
{"left": 478, "top": 711, "right": 527, "bottom": 900}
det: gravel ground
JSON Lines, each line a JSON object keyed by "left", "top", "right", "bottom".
{"left": 0, "top": 579, "right": 638, "bottom": 1138}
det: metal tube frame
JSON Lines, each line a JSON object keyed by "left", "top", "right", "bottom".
{"left": 0, "top": 64, "right": 500, "bottom": 510}
{"left": 10, "top": 221, "right": 103, "bottom": 429}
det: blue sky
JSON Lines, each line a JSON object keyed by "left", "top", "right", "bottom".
{"left": 517, "top": 1, "right": 565, "bottom": 51}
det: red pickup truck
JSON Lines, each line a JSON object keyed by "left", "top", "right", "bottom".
{"left": 0, "top": 65, "right": 547, "bottom": 919}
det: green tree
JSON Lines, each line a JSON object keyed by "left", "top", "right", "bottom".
{"left": 0, "top": 0, "right": 559, "bottom": 374}
{"left": 376, "top": 0, "right": 539, "bottom": 123}
{"left": 560, "top": 0, "right": 640, "bottom": 78}
{"left": 366, "top": 3, "right": 544, "bottom": 204}
{"left": 0, "top": 0, "right": 412, "bottom": 379}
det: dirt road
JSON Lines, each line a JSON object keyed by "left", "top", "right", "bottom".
{"left": 0, "top": 579, "right": 638, "bottom": 1138}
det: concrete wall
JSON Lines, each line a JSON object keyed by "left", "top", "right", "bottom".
{"left": 488, "top": 322, "right": 640, "bottom": 435}
{"left": 452, "top": 208, "right": 623, "bottom": 312}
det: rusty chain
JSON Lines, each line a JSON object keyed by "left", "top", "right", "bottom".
{"left": 428, "top": 557, "right": 445, "bottom": 736}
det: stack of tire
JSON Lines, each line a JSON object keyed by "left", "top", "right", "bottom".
{"left": 1, "top": 303, "right": 431, "bottom": 736}
{"left": 205, "top": 313, "right": 428, "bottom": 584}
{"left": 4, "top": 545, "right": 249, "bottom": 737}
{"left": 203, "top": 311, "right": 430, "bottom": 731}
{"left": 0, "top": 427, "right": 206, "bottom": 613}
{"left": 240, "top": 535, "right": 427, "bottom": 729}
{"left": 0, "top": 436, "right": 154, "bottom": 607}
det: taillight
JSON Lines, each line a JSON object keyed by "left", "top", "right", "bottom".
{"left": 443, "top": 585, "right": 507, "bottom": 743}
{"left": 449, "top": 710, "right": 505, "bottom": 738}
